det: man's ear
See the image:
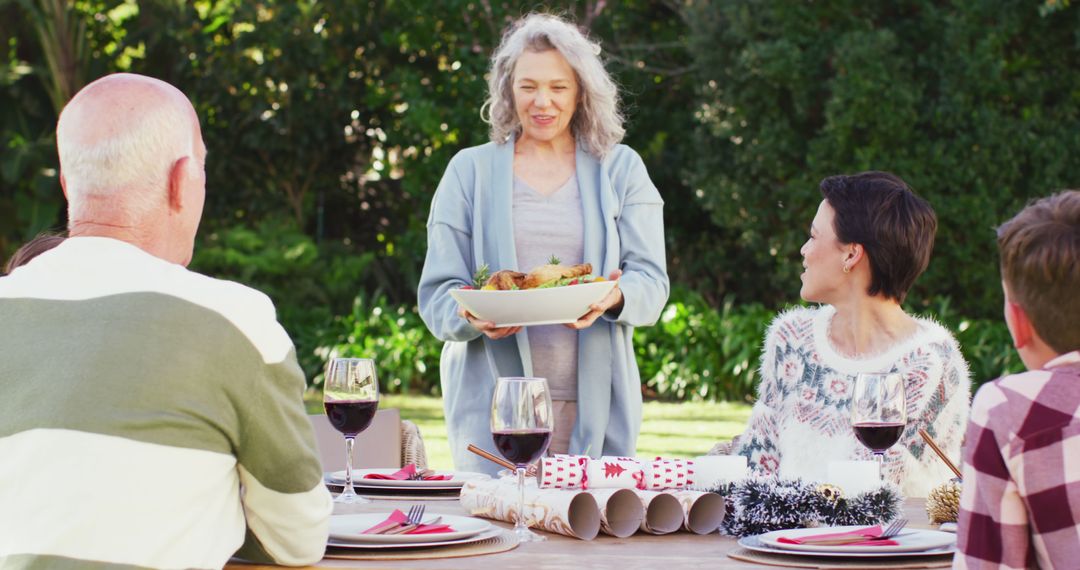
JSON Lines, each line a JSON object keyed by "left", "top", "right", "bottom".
{"left": 167, "top": 156, "right": 190, "bottom": 212}
{"left": 1006, "top": 300, "right": 1034, "bottom": 349}
{"left": 60, "top": 173, "right": 68, "bottom": 199}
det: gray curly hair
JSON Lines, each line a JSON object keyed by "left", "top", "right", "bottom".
{"left": 482, "top": 13, "right": 625, "bottom": 159}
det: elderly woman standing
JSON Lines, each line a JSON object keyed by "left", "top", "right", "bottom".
{"left": 418, "top": 14, "right": 669, "bottom": 475}
{"left": 713, "top": 172, "right": 970, "bottom": 497}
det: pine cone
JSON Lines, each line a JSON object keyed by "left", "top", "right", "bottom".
{"left": 926, "top": 480, "right": 962, "bottom": 524}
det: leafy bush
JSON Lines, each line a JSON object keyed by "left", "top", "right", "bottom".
{"left": 190, "top": 217, "right": 374, "bottom": 379}
{"left": 635, "top": 290, "right": 1023, "bottom": 402}
{"left": 955, "top": 319, "right": 1025, "bottom": 390}
{"left": 315, "top": 295, "right": 442, "bottom": 394}
{"left": 197, "top": 230, "right": 1027, "bottom": 400}
{"left": 635, "top": 289, "right": 772, "bottom": 402}
{"left": 919, "top": 298, "right": 1025, "bottom": 388}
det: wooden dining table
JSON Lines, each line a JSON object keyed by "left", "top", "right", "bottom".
{"left": 227, "top": 496, "right": 948, "bottom": 570}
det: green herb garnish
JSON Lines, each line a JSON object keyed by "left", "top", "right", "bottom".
{"left": 548, "top": 254, "right": 561, "bottom": 265}
{"left": 472, "top": 264, "right": 490, "bottom": 288}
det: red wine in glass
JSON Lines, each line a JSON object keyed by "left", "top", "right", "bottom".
{"left": 851, "top": 372, "right": 907, "bottom": 480}
{"left": 325, "top": 400, "right": 378, "bottom": 436}
{"left": 492, "top": 428, "right": 552, "bottom": 466}
{"left": 853, "top": 422, "right": 905, "bottom": 453}
{"left": 491, "top": 376, "right": 553, "bottom": 543}
{"left": 324, "top": 357, "right": 380, "bottom": 504}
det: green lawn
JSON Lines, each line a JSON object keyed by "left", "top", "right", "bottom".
{"left": 308, "top": 392, "right": 751, "bottom": 470}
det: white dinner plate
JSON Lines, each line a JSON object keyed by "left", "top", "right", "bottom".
{"left": 757, "top": 526, "right": 957, "bottom": 554}
{"left": 450, "top": 280, "right": 616, "bottom": 327}
{"left": 323, "top": 479, "right": 463, "bottom": 494}
{"left": 326, "top": 527, "right": 505, "bottom": 552}
{"left": 328, "top": 516, "right": 496, "bottom": 548}
{"left": 327, "top": 469, "right": 489, "bottom": 489}
{"left": 328, "top": 513, "right": 492, "bottom": 544}
{"left": 738, "top": 535, "right": 956, "bottom": 558}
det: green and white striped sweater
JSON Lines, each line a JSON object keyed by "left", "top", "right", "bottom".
{"left": 0, "top": 237, "right": 332, "bottom": 569}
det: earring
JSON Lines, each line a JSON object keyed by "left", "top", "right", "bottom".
{"left": 842, "top": 265, "right": 850, "bottom": 274}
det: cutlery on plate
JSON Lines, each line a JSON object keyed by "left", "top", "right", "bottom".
{"left": 365, "top": 505, "right": 428, "bottom": 535}
{"left": 796, "top": 518, "right": 909, "bottom": 546}
{"left": 406, "top": 504, "right": 426, "bottom": 525}
{"left": 384, "top": 523, "right": 418, "bottom": 535}
{"left": 407, "top": 468, "right": 437, "bottom": 481}
{"left": 383, "top": 516, "right": 444, "bottom": 535}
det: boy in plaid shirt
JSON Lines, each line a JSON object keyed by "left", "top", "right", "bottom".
{"left": 956, "top": 190, "right": 1080, "bottom": 569}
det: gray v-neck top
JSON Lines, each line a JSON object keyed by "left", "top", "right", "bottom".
{"left": 512, "top": 174, "right": 584, "bottom": 401}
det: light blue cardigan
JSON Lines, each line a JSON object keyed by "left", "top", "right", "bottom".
{"left": 417, "top": 140, "right": 669, "bottom": 475}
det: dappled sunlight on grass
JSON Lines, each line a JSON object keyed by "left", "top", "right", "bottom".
{"left": 306, "top": 392, "right": 751, "bottom": 470}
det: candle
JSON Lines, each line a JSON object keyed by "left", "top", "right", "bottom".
{"left": 690, "top": 455, "right": 748, "bottom": 490}
{"left": 827, "top": 460, "right": 880, "bottom": 497}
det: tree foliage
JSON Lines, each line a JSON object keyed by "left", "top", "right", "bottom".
{"left": 685, "top": 0, "right": 1080, "bottom": 319}
{"left": 0, "top": 0, "right": 1054, "bottom": 395}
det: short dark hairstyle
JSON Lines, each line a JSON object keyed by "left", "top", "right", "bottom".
{"left": 819, "top": 171, "right": 937, "bottom": 303}
{"left": 997, "top": 190, "right": 1080, "bottom": 354}
{"left": 3, "top": 233, "right": 65, "bottom": 275}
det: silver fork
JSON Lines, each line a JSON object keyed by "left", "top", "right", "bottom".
{"left": 406, "top": 504, "right": 426, "bottom": 526}
{"left": 408, "top": 468, "right": 434, "bottom": 481}
{"left": 383, "top": 505, "right": 427, "bottom": 535}
{"left": 878, "top": 518, "right": 908, "bottom": 539}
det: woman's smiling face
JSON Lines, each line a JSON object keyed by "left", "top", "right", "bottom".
{"left": 799, "top": 199, "right": 849, "bottom": 303}
{"left": 512, "top": 49, "right": 578, "bottom": 144}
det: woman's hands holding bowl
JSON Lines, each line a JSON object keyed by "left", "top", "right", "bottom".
{"left": 459, "top": 306, "right": 523, "bottom": 339}
{"left": 565, "top": 269, "right": 623, "bottom": 330}
{"left": 457, "top": 268, "right": 622, "bottom": 336}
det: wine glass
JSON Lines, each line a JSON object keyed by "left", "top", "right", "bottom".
{"left": 491, "top": 376, "right": 553, "bottom": 542}
{"left": 324, "top": 357, "right": 380, "bottom": 504}
{"left": 851, "top": 372, "right": 907, "bottom": 479}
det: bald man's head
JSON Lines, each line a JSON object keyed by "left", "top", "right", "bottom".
{"left": 57, "top": 73, "right": 207, "bottom": 264}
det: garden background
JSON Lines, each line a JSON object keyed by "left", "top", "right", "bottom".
{"left": 4, "top": 0, "right": 1078, "bottom": 411}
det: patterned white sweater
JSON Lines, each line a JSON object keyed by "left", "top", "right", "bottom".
{"left": 732, "top": 305, "right": 971, "bottom": 497}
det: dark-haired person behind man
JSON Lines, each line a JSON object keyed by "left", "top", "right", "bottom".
{"left": 2, "top": 232, "right": 65, "bottom": 275}
{"left": 955, "top": 190, "right": 1080, "bottom": 569}
{"left": 708, "top": 171, "right": 970, "bottom": 497}
{"left": 0, "top": 73, "right": 331, "bottom": 568}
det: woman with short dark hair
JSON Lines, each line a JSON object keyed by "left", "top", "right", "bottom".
{"left": 713, "top": 171, "right": 970, "bottom": 497}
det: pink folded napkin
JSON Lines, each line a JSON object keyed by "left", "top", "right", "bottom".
{"left": 361, "top": 510, "right": 455, "bottom": 535}
{"left": 777, "top": 525, "right": 899, "bottom": 546}
{"left": 363, "top": 464, "right": 452, "bottom": 481}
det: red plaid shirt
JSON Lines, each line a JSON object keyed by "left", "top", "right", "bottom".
{"left": 955, "top": 351, "right": 1080, "bottom": 569}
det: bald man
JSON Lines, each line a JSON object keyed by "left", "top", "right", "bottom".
{"left": 0, "top": 74, "right": 332, "bottom": 568}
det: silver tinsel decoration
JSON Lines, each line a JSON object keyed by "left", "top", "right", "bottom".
{"left": 712, "top": 477, "right": 904, "bottom": 537}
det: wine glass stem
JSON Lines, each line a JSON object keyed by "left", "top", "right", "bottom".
{"left": 874, "top": 451, "right": 885, "bottom": 481}
{"left": 343, "top": 436, "right": 356, "bottom": 496}
{"left": 515, "top": 466, "right": 528, "bottom": 533}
